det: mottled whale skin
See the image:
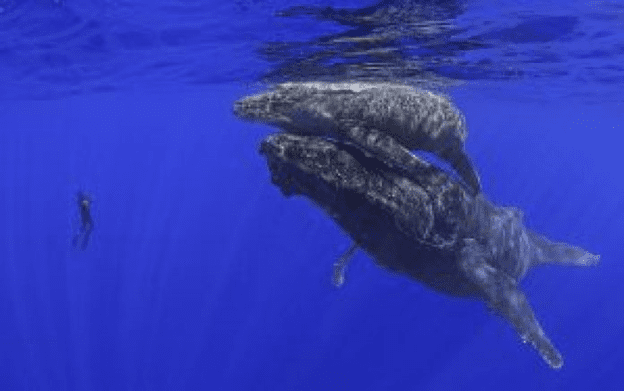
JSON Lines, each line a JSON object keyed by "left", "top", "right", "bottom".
{"left": 233, "top": 81, "right": 482, "bottom": 195}
{"left": 234, "top": 81, "right": 600, "bottom": 369}
{"left": 258, "top": 132, "right": 600, "bottom": 370}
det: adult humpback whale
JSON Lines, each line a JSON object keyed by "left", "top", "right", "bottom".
{"left": 233, "top": 82, "right": 600, "bottom": 369}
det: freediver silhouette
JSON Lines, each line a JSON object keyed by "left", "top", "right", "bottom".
{"left": 72, "top": 191, "right": 93, "bottom": 250}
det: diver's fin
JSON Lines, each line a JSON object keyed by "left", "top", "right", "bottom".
{"left": 527, "top": 230, "right": 600, "bottom": 268}
{"left": 332, "top": 243, "right": 358, "bottom": 288}
{"left": 81, "top": 233, "right": 90, "bottom": 250}
{"left": 81, "top": 223, "right": 93, "bottom": 250}
{"left": 459, "top": 239, "right": 563, "bottom": 369}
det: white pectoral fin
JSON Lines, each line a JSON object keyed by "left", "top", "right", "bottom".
{"left": 459, "top": 239, "right": 563, "bottom": 369}
{"left": 527, "top": 230, "right": 600, "bottom": 268}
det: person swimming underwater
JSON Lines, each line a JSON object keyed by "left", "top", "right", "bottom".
{"left": 72, "top": 191, "right": 93, "bottom": 250}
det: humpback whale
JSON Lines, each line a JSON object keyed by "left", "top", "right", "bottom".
{"left": 233, "top": 81, "right": 482, "bottom": 195}
{"left": 233, "top": 82, "right": 600, "bottom": 369}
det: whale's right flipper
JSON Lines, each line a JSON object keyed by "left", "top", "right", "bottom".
{"left": 459, "top": 239, "right": 564, "bottom": 369}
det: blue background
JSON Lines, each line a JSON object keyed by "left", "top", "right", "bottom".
{"left": 1, "top": 0, "right": 623, "bottom": 390}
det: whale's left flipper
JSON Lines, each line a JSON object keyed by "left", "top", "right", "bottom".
{"left": 459, "top": 238, "right": 564, "bottom": 369}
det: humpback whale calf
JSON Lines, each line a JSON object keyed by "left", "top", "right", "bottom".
{"left": 233, "top": 82, "right": 600, "bottom": 369}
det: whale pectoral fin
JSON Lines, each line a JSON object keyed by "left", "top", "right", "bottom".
{"left": 434, "top": 149, "right": 481, "bottom": 196}
{"left": 527, "top": 230, "right": 600, "bottom": 268}
{"left": 453, "top": 152, "right": 481, "bottom": 196}
{"left": 332, "top": 243, "right": 358, "bottom": 288}
{"left": 345, "top": 127, "right": 421, "bottom": 171}
{"left": 459, "top": 239, "right": 564, "bottom": 369}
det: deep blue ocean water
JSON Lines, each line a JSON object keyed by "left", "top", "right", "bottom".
{"left": 1, "top": 0, "right": 624, "bottom": 390}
